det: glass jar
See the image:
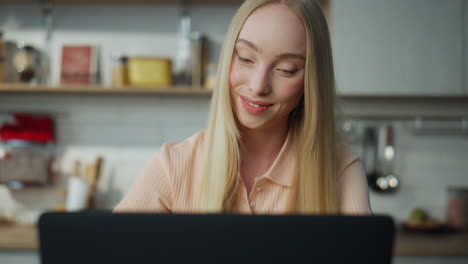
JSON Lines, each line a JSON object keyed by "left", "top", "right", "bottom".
{"left": 13, "top": 43, "right": 40, "bottom": 83}
{"left": 111, "top": 55, "right": 128, "bottom": 87}
{"left": 0, "top": 31, "right": 5, "bottom": 83}
{"left": 447, "top": 186, "right": 468, "bottom": 231}
{"left": 204, "top": 63, "right": 217, "bottom": 90}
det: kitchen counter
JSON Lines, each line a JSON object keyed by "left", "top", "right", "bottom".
{"left": 0, "top": 224, "right": 37, "bottom": 250}
{"left": 1, "top": 224, "right": 467, "bottom": 256}
{"left": 394, "top": 230, "right": 468, "bottom": 256}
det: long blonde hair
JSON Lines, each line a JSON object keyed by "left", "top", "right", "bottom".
{"left": 200, "top": 0, "right": 338, "bottom": 214}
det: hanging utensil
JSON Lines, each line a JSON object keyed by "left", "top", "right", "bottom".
{"left": 362, "top": 125, "right": 399, "bottom": 193}
{"left": 362, "top": 126, "right": 381, "bottom": 192}
{"left": 380, "top": 125, "right": 399, "bottom": 192}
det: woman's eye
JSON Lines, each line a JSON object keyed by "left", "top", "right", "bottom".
{"left": 277, "top": 69, "right": 298, "bottom": 76}
{"left": 237, "top": 55, "right": 253, "bottom": 64}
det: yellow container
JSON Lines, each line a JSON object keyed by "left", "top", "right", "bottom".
{"left": 127, "top": 57, "right": 172, "bottom": 87}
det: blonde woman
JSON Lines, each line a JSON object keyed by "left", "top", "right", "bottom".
{"left": 115, "top": 0, "right": 372, "bottom": 215}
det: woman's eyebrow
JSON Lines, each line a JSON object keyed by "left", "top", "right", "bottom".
{"left": 236, "top": 38, "right": 305, "bottom": 60}
{"left": 276, "top": 53, "right": 305, "bottom": 60}
{"left": 236, "top": 38, "right": 260, "bottom": 52}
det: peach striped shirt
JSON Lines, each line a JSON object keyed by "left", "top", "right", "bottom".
{"left": 114, "top": 131, "right": 372, "bottom": 215}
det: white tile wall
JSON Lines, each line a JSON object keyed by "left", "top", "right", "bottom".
{"left": 369, "top": 126, "right": 468, "bottom": 222}
{"left": 346, "top": 136, "right": 468, "bottom": 222}
{"left": 0, "top": 93, "right": 211, "bottom": 210}
{"left": 1, "top": 4, "right": 468, "bottom": 226}
{"left": 2, "top": 93, "right": 468, "bottom": 225}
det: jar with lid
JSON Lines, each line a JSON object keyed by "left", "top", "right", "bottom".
{"left": 204, "top": 63, "right": 217, "bottom": 90}
{"left": 0, "top": 31, "right": 5, "bottom": 82}
{"left": 111, "top": 55, "right": 128, "bottom": 87}
{"left": 13, "top": 43, "right": 40, "bottom": 83}
{"left": 447, "top": 186, "right": 468, "bottom": 231}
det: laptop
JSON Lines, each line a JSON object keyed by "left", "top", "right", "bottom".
{"left": 38, "top": 212, "right": 395, "bottom": 264}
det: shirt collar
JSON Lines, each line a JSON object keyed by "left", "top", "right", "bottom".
{"left": 262, "top": 131, "right": 297, "bottom": 187}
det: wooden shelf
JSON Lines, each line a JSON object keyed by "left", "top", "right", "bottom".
{"left": 2, "top": 84, "right": 468, "bottom": 102}
{"left": 338, "top": 94, "right": 468, "bottom": 101}
{"left": 0, "top": 0, "right": 243, "bottom": 4}
{"left": 0, "top": 84, "right": 212, "bottom": 95}
{"left": 1, "top": 0, "right": 332, "bottom": 17}
{"left": 0, "top": 0, "right": 330, "bottom": 16}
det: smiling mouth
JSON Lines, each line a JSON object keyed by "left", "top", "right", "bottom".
{"left": 240, "top": 95, "right": 273, "bottom": 107}
{"left": 240, "top": 95, "right": 273, "bottom": 114}
{"left": 246, "top": 101, "right": 262, "bottom": 108}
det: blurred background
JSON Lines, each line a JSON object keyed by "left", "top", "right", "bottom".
{"left": 0, "top": 0, "right": 467, "bottom": 263}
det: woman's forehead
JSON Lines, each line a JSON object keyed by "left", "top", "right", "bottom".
{"left": 237, "top": 4, "right": 306, "bottom": 57}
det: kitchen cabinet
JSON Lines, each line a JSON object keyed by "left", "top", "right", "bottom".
{"left": 332, "top": 0, "right": 465, "bottom": 96}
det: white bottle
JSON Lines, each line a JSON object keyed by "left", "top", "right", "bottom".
{"left": 65, "top": 160, "right": 90, "bottom": 212}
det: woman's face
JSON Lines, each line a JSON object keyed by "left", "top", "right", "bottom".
{"left": 230, "top": 4, "right": 306, "bottom": 132}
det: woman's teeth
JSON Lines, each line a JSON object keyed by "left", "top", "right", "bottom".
{"left": 247, "top": 101, "right": 261, "bottom": 108}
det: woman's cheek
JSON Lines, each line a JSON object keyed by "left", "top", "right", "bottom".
{"left": 279, "top": 77, "right": 304, "bottom": 100}
{"left": 229, "top": 61, "right": 241, "bottom": 88}
{"left": 230, "top": 61, "right": 251, "bottom": 89}
{"left": 291, "top": 74, "right": 305, "bottom": 93}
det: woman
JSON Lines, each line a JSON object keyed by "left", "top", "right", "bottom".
{"left": 115, "top": 0, "right": 372, "bottom": 215}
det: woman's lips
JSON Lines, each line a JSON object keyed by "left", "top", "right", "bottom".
{"left": 240, "top": 95, "right": 273, "bottom": 114}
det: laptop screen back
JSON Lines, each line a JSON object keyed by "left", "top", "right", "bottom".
{"left": 38, "top": 212, "right": 395, "bottom": 264}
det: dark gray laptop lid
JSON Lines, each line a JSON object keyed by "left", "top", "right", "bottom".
{"left": 38, "top": 212, "right": 395, "bottom": 264}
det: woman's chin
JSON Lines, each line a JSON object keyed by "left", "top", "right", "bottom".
{"left": 238, "top": 117, "right": 272, "bottom": 131}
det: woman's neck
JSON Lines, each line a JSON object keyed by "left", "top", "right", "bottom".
{"left": 239, "top": 125, "right": 289, "bottom": 195}
{"left": 240, "top": 125, "right": 288, "bottom": 158}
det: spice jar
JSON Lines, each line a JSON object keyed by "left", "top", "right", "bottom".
{"left": 0, "top": 31, "right": 5, "bottom": 83}
{"left": 204, "top": 63, "right": 217, "bottom": 90}
{"left": 13, "top": 43, "right": 40, "bottom": 83}
{"left": 111, "top": 55, "right": 128, "bottom": 87}
{"left": 447, "top": 186, "right": 468, "bottom": 231}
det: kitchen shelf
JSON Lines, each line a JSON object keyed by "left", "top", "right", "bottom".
{"left": 0, "top": 0, "right": 244, "bottom": 4}
{"left": 3, "top": 84, "right": 468, "bottom": 100}
{"left": 0, "top": 84, "right": 212, "bottom": 95}
{"left": 0, "top": 0, "right": 331, "bottom": 14}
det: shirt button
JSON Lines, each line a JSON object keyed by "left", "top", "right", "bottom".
{"left": 250, "top": 202, "right": 256, "bottom": 208}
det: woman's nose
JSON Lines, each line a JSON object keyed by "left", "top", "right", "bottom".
{"left": 248, "top": 67, "right": 271, "bottom": 95}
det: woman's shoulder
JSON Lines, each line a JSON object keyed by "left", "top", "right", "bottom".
{"left": 336, "top": 144, "right": 361, "bottom": 177}
{"left": 156, "top": 130, "right": 206, "bottom": 166}
{"left": 114, "top": 131, "right": 206, "bottom": 213}
{"left": 162, "top": 130, "right": 206, "bottom": 153}
{"left": 335, "top": 144, "right": 372, "bottom": 215}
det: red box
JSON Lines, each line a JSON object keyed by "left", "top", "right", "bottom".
{"left": 60, "top": 45, "right": 98, "bottom": 84}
